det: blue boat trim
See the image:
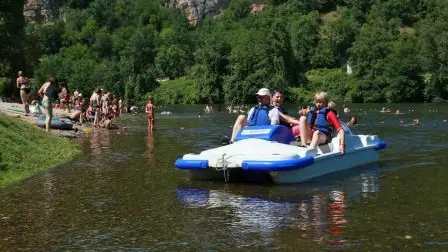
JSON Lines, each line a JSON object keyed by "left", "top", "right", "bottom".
{"left": 175, "top": 159, "right": 209, "bottom": 170}
{"left": 241, "top": 156, "right": 314, "bottom": 171}
{"left": 375, "top": 140, "right": 387, "bottom": 150}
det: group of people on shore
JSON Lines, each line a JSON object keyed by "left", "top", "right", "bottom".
{"left": 16, "top": 71, "right": 126, "bottom": 132}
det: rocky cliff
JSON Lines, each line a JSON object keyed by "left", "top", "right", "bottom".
{"left": 166, "top": 0, "right": 230, "bottom": 25}
{"left": 23, "top": 0, "right": 238, "bottom": 25}
{"left": 23, "top": 0, "right": 59, "bottom": 23}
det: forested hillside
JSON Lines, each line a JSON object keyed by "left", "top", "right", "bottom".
{"left": 1, "top": 0, "right": 447, "bottom": 104}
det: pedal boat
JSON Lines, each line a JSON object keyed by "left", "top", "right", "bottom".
{"left": 175, "top": 123, "right": 386, "bottom": 184}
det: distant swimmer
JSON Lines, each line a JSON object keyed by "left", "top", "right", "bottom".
{"left": 380, "top": 107, "right": 391, "bottom": 113}
{"left": 346, "top": 116, "right": 358, "bottom": 127}
{"left": 204, "top": 104, "right": 213, "bottom": 114}
{"left": 343, "top": 104, "right": 350, "bottom": 114}
{"left": 400, "top": 119, "right": 420, "bottom": 127}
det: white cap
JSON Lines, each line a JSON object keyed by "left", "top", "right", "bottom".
{"left": 78, "top": 93, "right": 82, "bottom": 97}
{"left": 256, "top": 88, "right": 271, "bottom": 97}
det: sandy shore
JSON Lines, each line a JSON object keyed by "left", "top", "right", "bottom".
{"left": 0, "top": 101, "right": 84, "bottom": 138}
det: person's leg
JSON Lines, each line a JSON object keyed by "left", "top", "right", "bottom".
{"left": 309, "top": 131, "right": 327, "bottom": 148}
{"left": 230, "top": 115, "right": 247, "bottom": 142}
{"left": 42, "top": 100, "right": 53, "bottom": 132}
{"left": 41, "top": 100, "right": 49, "bottom": 131}
{"left": 299, "top": 116, "right": 312, "bottom": 145}
{"left": 93, "top": 108, "right": 100, "bottom": 126}
{"left": 47, "top": 105, "right": 53, "bottom": 132}
{"left": 20, "top": 90, "right": 30, "bottom": 114}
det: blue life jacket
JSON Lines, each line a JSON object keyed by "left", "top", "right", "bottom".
{"left": 307, "top": 106, "right": 334, "bottom": 135}
{"left": 277, "top": 106, "right": 291, "bottom": 128}
{"left": 248, "top": 105, "right": 272, "bottom": 126}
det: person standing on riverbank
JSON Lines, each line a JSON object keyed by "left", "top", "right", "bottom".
{"left": 38, "top": 77, "right": 58, "bottom": 132}
{"left": 16, "top": 71, "right": 31, "bottom": 115}
{"left": 145, "top": 96, "right": 155, "bottom": 131}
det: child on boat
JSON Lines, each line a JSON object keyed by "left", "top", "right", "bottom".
{"left": 297, "top": 92, "right": 346, "bottom": 153}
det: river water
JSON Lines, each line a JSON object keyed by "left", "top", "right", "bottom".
{"left": 0, "top": 104, "right": 447, "bottom": 251}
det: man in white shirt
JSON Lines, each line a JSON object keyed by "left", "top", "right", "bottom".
{"left": 229, "top": 88, "right": 279, "bottom": 143}
{"left": 246, "top": 88, "right": 280, "bottom": 126}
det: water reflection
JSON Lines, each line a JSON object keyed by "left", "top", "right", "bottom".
{"left": 90, "top": 128, "right": 111, "bottom": 158}
{"left": 176, "top": 169, "right": 381, "bottom": 248}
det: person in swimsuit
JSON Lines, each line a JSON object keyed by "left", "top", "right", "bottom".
{"left": 145, "top": 96, "right": 155, "bottom": 131}
{"left": 38, "top": 77, "right": 58, "bottom": 132}
{"left": 16, "top": 71, "right": 31, "bottom": 114}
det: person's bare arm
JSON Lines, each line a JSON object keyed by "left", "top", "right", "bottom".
{"left": 279, "top": 112, "right": 301, "bottom": 125}
{"left": 38, "top": 83, "right": 46, "bottom": 97}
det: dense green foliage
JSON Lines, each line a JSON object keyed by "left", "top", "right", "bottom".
{"left": 0, "top": 114, "right": 80, "bottom": 187}
{"left": 1, "top": 0, "right": 448, "bottom": 104}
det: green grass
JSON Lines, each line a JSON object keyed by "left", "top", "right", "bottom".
{"left": 0, "top": 113, "right": 80, "bottom": 187}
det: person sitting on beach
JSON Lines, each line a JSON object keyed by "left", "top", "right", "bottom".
{"left": 130, "top": 105, "right": 138, "bottom": 113}
{"left": 145, "top": 96, "right": 155, "bottom": 131}
{"left": 16, "top": 71, "right": 31, "bottom": 114}
{"left": 297, "top": 92, "right": 346, "bottom": 153}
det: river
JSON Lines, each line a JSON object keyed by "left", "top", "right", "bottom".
{"left": 0, "top": 104, "right": 447, "bottom": 251}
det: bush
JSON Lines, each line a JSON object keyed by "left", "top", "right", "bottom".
{"left": 151, "top": 77, "right": 199, "bottom": 105}
{"left": 0, "top": 77, "right": 7, "bottom": 95}
{"left": 305, "top": 68, "right": 354, "bottom": 103}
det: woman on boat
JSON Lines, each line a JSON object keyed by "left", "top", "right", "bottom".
{"left": 297, "top": 92, "right": 346, "bottom": 153}
{"left": 38, "top": 77, "right": 58, "bottom": 132}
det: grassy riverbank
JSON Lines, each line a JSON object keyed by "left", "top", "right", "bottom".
{"left": 0, "top": 113, "right": 80, "bottom": 187}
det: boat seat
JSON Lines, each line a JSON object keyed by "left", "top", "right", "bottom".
{"left": 235, "top": 125, "right": 295, "bottom": 144}
{"left": 317, "top": 143, "right": 333, "bottom": 154}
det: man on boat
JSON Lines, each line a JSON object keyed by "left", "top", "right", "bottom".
{"left": 229, "top": 88, "right": 279, "bottom": 143}
{"left": 246, "top": 88, "right": 280, "bottom": 126}
{"left": 229, "top": 89, "right": 300, "bottom": 143}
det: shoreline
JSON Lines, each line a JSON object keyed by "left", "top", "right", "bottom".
{"left": 0, "top": 102, "right": 81, "bottom": 187}
{"left": 0, "top": 101, "right": 86, "bottom": 138}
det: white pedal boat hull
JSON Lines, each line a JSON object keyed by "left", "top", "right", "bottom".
{"left": 175, "top": 124, "right": 386, "bottom": 184}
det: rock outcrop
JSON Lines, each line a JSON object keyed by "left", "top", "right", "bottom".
{"left": 166, "top": 0, "right": 230, "bottom": 25}
{"left": 23, "top": 0, "right": 243, "bottom": 25}
{"left": 23, "top": 0, "right": 59, "bottom": 23}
